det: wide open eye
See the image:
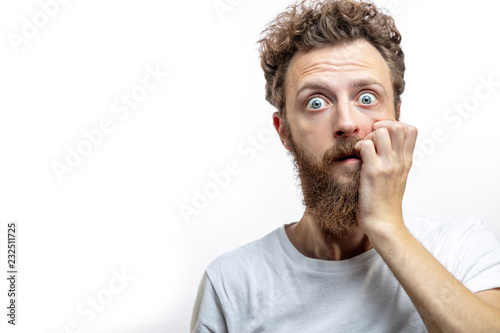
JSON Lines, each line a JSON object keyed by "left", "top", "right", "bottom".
{"left": 357, "top": 92, "right": 377, "bottom": 105}
{"left": 307, "top": 97, "right": 328, "bottom": 110}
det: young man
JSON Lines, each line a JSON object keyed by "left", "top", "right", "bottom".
{"left": 191, "top": 1, "right": 500, "bottom": 331}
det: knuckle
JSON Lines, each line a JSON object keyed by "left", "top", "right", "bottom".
{"left": 380, "top": 164, "right": 393, "bottom": 175}
{"left": 393, "top": 123, "right": 404, "bottom": 131}
{"left": 361, "top": 140, "right": 373, "bottom": 148}
{"left": 376, "top": 127, "right": 389, "bottom": 137}
{"left": 406, "top": 159, "right": 413, "bottom": 170}
{"left": 407, "top": 125, "right": 418, "bottom": 136}
{"left": 406, "top": 154, "right": 414, "bottom": 168}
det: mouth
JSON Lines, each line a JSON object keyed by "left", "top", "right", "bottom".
{"left": 337, "top": 154, "right": 359, "bottom": 162}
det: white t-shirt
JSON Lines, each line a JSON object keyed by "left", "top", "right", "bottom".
{"left": 191, "top": 212, "right": 500, "bottom": 333}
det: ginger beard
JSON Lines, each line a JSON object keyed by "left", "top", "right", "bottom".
{"left": 285, "top": 122, "right": 361, "bottom": 236}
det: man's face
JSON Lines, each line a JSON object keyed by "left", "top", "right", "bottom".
{"left": 275, "top": 38, "right": 398, "bottom": 234}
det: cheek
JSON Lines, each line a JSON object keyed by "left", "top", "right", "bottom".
{"left": 294, "top": 117, "right": 331, "bottom": 142}
{"left": 358, "top": 121, "right": 377, "bottom": 138}
{"left": 297, "top": 124, "right": 337, "bottom": 157}
{"left": 285, "top": 121, "right": 327, "bottom": 155}
{"left": 357, "top": 109, "right": 396, "bottom": 137}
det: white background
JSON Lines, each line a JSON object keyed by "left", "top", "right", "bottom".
{"left": 0, "top": 0, "right": 499, "bottom": 332}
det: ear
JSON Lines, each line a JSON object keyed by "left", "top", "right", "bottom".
{"left": 273, "top": 111, "right": 292, "bottom": 151}
{"left": 396, "top": 101, "right": 401, "bottom": 120}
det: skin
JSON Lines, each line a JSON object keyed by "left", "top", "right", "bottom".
{"left": 276, "top": 39, "right": 405, "bottom": 260}
{"left": 273, "top": 39, "right": 500, "bottom": 332}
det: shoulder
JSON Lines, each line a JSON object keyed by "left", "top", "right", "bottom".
{"left": 201, "top": 226, "right": 285, "bottom": 315}
{"left": 403, "top": 211, "right": 500, "bottom": 286}
{"left": 402, "top": 211, "right": 498, "bottom": 262}
{"left": 205, "top": 226, "right": 282, "bottom": 282}
{"left": 403, "top": 210, "right": 490, "bottom": 244}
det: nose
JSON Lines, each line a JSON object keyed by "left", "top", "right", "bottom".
{"left": 333, "top": 99, "right": 359, "bottom": 137}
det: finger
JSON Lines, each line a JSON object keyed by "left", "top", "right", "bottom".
{"left": 363, "top": 131, "right": 374, "bottom": 141}
{"left": 371, "top": 127, "right": 392, "bottom": 162}
{"left": 372, "top": 120, "right": 396, "bottom": 130}
{"left": 373, "top": 121, "right": 405, "bottom": 155}
{"left": 403, "top": 125, "right": 418, "bottom": 169}
{"left": 355, "top": 139, "right": 377, "bottom": 166}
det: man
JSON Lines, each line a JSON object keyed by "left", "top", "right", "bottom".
{"left": 191, "top": 0, "right": 500, "bottom": 331}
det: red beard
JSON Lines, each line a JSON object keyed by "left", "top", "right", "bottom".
{"left": 287, "top": 129, "right": 361, "bottom": 236}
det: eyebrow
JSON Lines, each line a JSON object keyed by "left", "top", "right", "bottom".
{"left": 296, "top": 78, "right": 387, "bottom": 98}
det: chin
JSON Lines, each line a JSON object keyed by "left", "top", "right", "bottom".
{"left": 331, "top": 165, "right": 360, "bottom": 178}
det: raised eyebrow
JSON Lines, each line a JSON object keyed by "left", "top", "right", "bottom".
{"left": 348, "top": 78, "right": 386, "bottom": 92}
{"left": 296, "top": 81, "right": 330, "bottom": 98}
{"left": 296, "top": 78, "right": 386, "bottom": 98}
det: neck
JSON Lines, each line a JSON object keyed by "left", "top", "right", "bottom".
{"left": 285, "top": 213, "right": 372, "bottom": 261}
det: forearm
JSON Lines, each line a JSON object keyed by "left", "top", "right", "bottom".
{"left": 367, "top": 220, "right": 500, "bottom": 333}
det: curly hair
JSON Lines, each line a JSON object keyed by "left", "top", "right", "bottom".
{"left": 258, "top": 0, "right": 405, "bottom": 118}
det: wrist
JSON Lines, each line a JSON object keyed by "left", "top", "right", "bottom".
{"left": 362, "top": 216, "right": 410, "bottom": 249}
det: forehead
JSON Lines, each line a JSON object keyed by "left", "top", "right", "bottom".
{"left": 285, "top": 39, "right": 393, "bottom": 98}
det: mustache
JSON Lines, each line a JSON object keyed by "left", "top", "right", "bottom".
{"left": 321, "top": 136, "right": 362, "bottom": 169}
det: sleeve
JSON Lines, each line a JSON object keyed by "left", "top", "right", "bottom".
{"left": 190, "top": 271, "right": 229, "bottom": 333}
{"left": 448, "top": 219, "right": 500, "bottom": 293}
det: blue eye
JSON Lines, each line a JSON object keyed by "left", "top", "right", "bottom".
{"left": 358, "top": 93, "right": 377, "bottom": 105}
{"left": 307, "top": 97, "right": 327, "bottom": 110}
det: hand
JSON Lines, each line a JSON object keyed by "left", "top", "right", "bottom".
{"left": 354, "top": 121, "right": 418, "bottom": 236}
